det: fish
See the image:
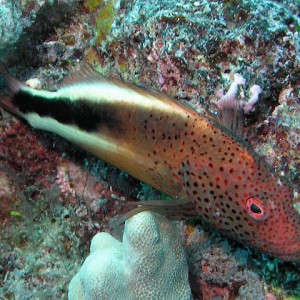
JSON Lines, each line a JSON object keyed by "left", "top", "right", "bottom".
{"left": 0, "top": 62, "right": 299, "bottom": 262}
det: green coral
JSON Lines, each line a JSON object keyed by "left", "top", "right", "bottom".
{"left": 85, "top": 0, "right": 115, "bottom": 44}
{"left": 85, "top": 0, "right": 103, "bottom": 11}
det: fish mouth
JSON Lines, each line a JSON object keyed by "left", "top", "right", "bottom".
{"left": 267, "top": 240, "right": 300, "bottom": 262}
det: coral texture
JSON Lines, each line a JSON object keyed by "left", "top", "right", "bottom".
{"left": 68, "top": 211, "right": 191, "bottom": 300}
{"left": 0, "top": 0, "right": 79, "bottom": 61}
{"left": 0, "top": 1, "right": 23, "bottom": 49}
{"left": 0, "top": 0, "right": 299, "bottom": 299}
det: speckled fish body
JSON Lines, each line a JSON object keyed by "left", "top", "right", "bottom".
{"left": 0, "top": 63, "right": 299, "bottom": 261}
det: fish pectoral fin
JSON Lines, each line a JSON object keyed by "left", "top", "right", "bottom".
{"left": 109, "top": 198, "right": 197, "bottom": 228}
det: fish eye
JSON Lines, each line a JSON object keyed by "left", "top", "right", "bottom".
{"left": 250, "top": 203, "right": 261, "bottom": 214}
{"left": 246, "top": 197, "right": 268, "bottom": 221}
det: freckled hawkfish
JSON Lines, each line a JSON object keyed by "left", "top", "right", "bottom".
{"left": 0, "top": 62, "right": 299, "bottom": 261}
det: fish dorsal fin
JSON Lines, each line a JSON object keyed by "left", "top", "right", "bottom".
{"left": 59, "top": 62, "right": 109, "bottom": 88}
{"left": 57, "top": 62, "right": 184, "bottom": 107}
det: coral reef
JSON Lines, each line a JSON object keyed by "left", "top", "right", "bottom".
{"left": 246, "top": 86, "right": 300, "bottom": 192}
{"left": 0, "top": 1, "right": 23, "bottom": 49}
{"left": 0, "top": 0, "right": 81, "bottom": 63}
{"left": 0, "top": 0, "right": 299, "bottom": 299}
{"left": 185, "top": 224, "right": 300, "bottom": 299}
{"left": 68, "top": 211, "right": 191, "bottom": 300}
{"left": 84, "top": 0, "right": 115, "bottom": 44}
{"left": 0, "top": 122, "right": 59, "bottom": 188}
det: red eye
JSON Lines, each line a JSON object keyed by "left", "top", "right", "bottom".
{"left": 246, "top": 197, "right": 268, "bottom": 221}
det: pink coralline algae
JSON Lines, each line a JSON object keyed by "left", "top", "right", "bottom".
{"left": 216, "top": 73, "right": 246, "bottom": 111}
{"left": 198, "top": 279, "right": 230, "bottom": 300}
{"left": 216, "top": 74, "right": 262, "bottom": 115}
{"left": 0, "top": 122, "right": 59, "bottom": 188}
{"left": 243, "top": 85, "right": 262, "bottom": 114}
{"left": 55, "top": 161, "right": 106, "bottom": 210}
{"left": 147, "top": 39, "right": 182, "bottom": 92}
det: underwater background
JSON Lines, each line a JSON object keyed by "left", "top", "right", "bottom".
{"left": 0, "top": 0, "right": 299, "bottom": 299}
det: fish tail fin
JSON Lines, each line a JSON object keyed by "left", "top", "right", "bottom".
{"left": 0, "top": 62, "right": 25, "bottom": 117}
{"left": 0, "top": 96, "right": 23, "bottom": 117}
{"left": 109, "top": 199, "right": 197, "bottom": 228}
{"left": 0, "top": 62, "right": 24, "bottom": 94}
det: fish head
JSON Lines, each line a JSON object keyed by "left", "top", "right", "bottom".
{"left": 239, "top": 164, "right": 300, "bottom": 261}
{"left": 180, "top": 154, "right": 300, "bottom": 261}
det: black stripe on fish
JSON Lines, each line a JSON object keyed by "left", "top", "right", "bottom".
{"left": 13, "top": 90, "right": 118, "bottom": 132}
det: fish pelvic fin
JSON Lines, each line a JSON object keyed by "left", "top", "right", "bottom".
{"left": 109, "top": 198, "right": 197, "bottom": 228}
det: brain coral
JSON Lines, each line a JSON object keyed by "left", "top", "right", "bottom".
{"left": 68, "top": 211, "right": 192, "bottom": 300}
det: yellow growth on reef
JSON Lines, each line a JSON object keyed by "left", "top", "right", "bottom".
{"left": 84, "top": 0, "right": 115, "bottom": 44}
